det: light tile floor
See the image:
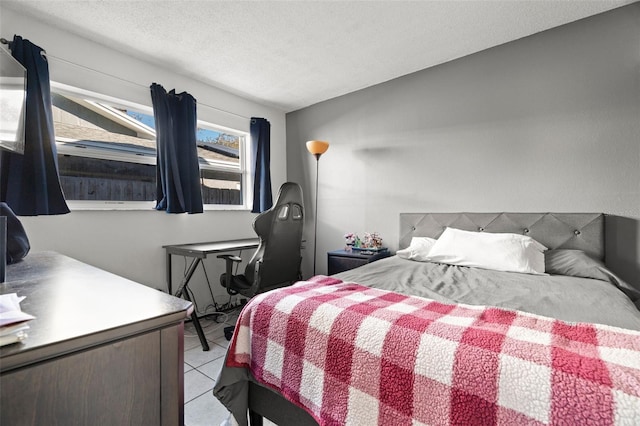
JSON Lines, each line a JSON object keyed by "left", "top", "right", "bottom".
{"left": 182, "top": 312, "right": 277, "bottom": 426}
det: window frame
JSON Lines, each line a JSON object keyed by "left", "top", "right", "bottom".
{"left": 51, "top": 82, "right": 251, "bottom": 211}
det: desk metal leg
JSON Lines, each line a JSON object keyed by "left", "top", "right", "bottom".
{"left": 175, "top": 257, "right": 210, "bottom": 351}
{"left": 166, "top": 252, "right": 173, "bottom": 294}
{"left": 181, "top": 286, "right": 210, "bottom": 352}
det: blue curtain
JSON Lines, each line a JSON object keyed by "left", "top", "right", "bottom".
{"left": 150, "top": 83, "right": 203, "bottom": 214}
{"left": 250, "top": 117, "right": 272, "bottom": 213}
{"left": 0, "top": 35, "right": 69, "bottom": 215}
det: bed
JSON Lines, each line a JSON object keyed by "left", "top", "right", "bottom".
{"left": 214, "top": 213, "right": 640, "bottom": 426}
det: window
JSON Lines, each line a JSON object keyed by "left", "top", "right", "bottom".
{"left": 51, "top": 84, "right": 248, "bottom": 209}
{"left": 195, "top": 124, "right": 244, "bottom": 206}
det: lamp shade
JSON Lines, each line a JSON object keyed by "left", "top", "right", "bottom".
{"left": 306, "top": 140, "right": 330, "bottom": 157}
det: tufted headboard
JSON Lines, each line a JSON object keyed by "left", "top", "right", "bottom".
{"left": 399, "top": 213, "right": 605, "bottom": 261}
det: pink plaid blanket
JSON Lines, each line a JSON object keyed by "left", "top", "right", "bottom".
{"left": 227, "top": 276, "right": 640, "bottom": 425}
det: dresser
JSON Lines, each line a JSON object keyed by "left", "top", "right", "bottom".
{"left": 0, "top": 252, "right": 192, "bottom": 425}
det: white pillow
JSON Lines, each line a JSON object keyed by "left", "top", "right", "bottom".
{"left": 396, "top": 237, "right": 437, "bottom": 261}
{"left": 425, "top": 227, "right": 547, "bottom": 274}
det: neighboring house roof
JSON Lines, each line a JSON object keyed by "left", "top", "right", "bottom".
{"left": 55, "top": 122, "right": 156, "bottom": 152}
{"left": 75, "top": 97, "right": 157, "bottom": 139}
{"left": 55, "top": 122, "right": 238, "bottom": 165}
{"left": 53, "top": 116, "right": 239, "bottom": 164}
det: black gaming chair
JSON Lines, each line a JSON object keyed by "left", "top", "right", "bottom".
{"left": 218, "top": 182, "right": 304, "bottom": 311}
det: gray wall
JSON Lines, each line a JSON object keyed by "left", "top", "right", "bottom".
{"left": 288, "top": 4, "right": 640, "bottom": 286}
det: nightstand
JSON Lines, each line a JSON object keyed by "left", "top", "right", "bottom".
{"left": 327, "top": 248, "right": 391, "bottom": 275}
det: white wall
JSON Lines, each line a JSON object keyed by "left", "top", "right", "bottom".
{"left": 287, "top": 4, "right": 640, "bottom": 286}
{"left": 1, "top": 7, "right": 288, "bottom": 312}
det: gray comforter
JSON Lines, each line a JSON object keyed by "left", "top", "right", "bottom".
{"left": 334, "top": 254, "right": 640, "bottom": 331}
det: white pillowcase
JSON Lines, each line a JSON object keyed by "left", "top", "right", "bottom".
{"left": 425, "top": 227, "right": 547, "bottom": 275}
{"left": 396, "top": 237, "right": 437, "bottom": 261}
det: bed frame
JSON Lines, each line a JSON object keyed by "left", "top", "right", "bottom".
{"left": 400, "top": 212, "right": 604, "bottom": 260}
{"left": 245, "top": 212, "right": 605, "bottom": 426}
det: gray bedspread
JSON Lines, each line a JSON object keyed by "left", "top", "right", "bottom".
{"left": 334, "top": 255, "right": 640, "bottom": 331}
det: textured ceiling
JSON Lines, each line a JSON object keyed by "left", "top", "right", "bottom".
{"left": 2, "top": 0, "right": 636, "bottom": 112}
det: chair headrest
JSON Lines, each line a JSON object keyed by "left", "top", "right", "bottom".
{"left": 270, "top": 182, "right": 303, "bottom": 208}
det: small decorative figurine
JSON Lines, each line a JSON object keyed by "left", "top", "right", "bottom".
{"left": 344, "top": 232, "right": 358, "bottom": 251}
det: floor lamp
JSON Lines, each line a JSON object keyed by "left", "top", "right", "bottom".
{"left": 306, "top": 140, "right": 330, "bottom": 276}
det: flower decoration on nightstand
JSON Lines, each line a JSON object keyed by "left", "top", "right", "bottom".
{"left": 344, "top": 232, "right": 383, "bottom": 251}
{"left": 363, "top": 232, "right": 383, "bottom": 249}
{"left": 344, "top": 232, "right": 361, "bottom": 251}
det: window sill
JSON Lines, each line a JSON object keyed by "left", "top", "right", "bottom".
{"left": 65, "top": 200, "right": 250, "bottom": 211}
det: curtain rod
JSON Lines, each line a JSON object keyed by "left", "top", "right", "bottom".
{"left": 0, "top": 37, "right": 251, "bottom": 121}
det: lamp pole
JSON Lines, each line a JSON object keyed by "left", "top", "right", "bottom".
{"left": 305, "top": 140, "right": 330, "bottom": 277}
{"left": 312, "top": 154, "right": 320, "bottom": 276}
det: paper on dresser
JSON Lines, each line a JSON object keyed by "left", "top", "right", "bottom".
{"left": 0, "top": 293, "right": 35, "bottom": 327}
